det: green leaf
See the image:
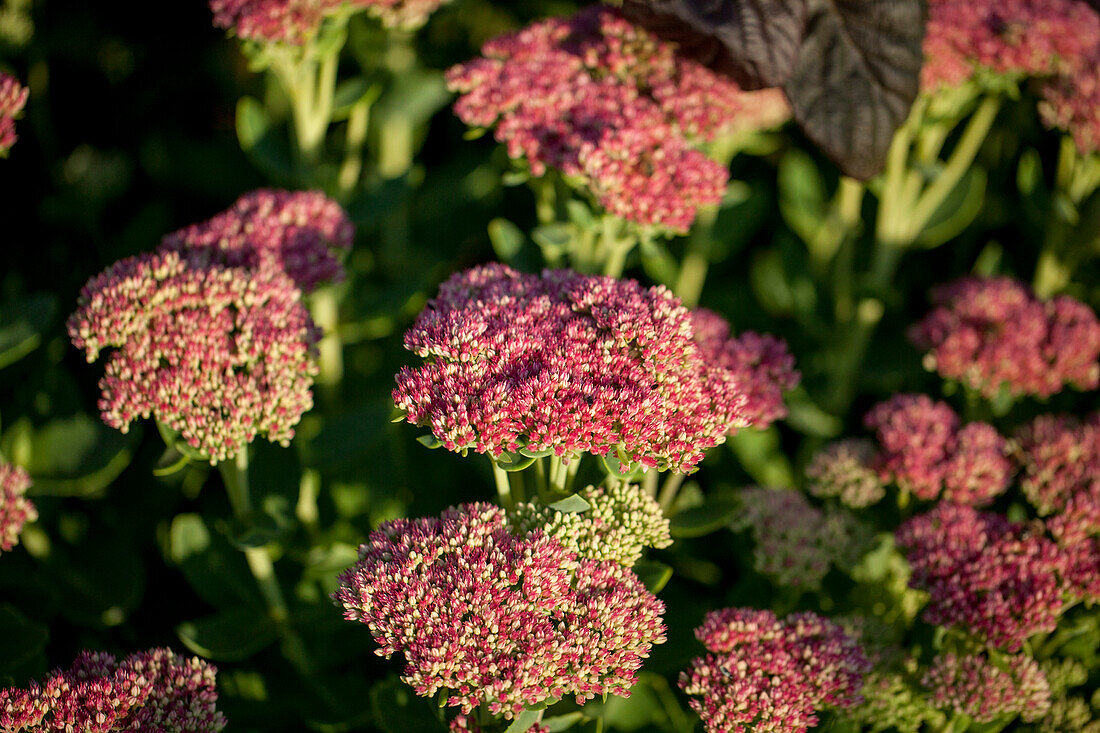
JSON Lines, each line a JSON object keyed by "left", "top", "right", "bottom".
{"left": 783, "top": 388, "right": 842, "bottom": 438}
{"left": 542, "top": 713, "right": 585, "bottom": 732}
{"left": 235, "top": 96, "right": 294, "bottom": 180}
{"left": 5, "top": 414, "right": 139, "bottom": 496}
{"left": 0, "top": 293, "right": 57, "bottom": 369}
{"left": 153, "top": 446, "right": 191, "bottom": 477}
{"left": 169, "top": 513, "right": 261, "bottom": 609}
{"left": 370, "top": 677, "right": 446, "bottom": 733}
{"left": 0, "top": 604, "right": 48, "bottom": 677}
{"left": 417, "top": 434, "right": 444, "bottom": 449}
{"left": 726, "top": 427, "right": 795, "bottom": 488}
{"left": 633, "top": 560, "right": 673, "bottom": 593}
{"left": 600, "top": 451, "right": 642, "bottom": 480}
{"left": 917, "top": 166, "right": 988, "bottom": 248}
{"left": 548, "top": 493, "right": 592, "bottom": 513}
{"left": 496, "top": 451, "right": 537, "bottom": 472}
{"left": 331, "top": 78, "right": 381, "bottom": 121}
{"left": 670, "top": 496, "right": 740, "bottom": 538}
{"left": 177, "top": 606, "right": 278, "bottom": 661}
{"left": 778, "top": 148, "right": 827, "bottom": 247}
{"left": 506, "top": 707, "right": 547, "bottom": 733}
{"left": 489, "top": 218, "right": 526, "bottom": 262}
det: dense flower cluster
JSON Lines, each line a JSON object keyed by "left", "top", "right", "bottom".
{"left": 921, "top": 0, "right": 1099, "bottom": 91}
{"left": 160, "top": 189, "right": 353, "bottom": 293}
{"left": 508, "top": 483, "right": 671, "bottom": 567}
{"left": 691, "top": 309, "right": 800, "bottom": 430}
{"left": 1014, "top": 413, "right": 1100, "bottom": 515}
{"left": 211, "top": 0, "right": 450, "bottom": 43}
{"left": 0, "top": 463, "right": 35, "bottom": 555}
{"left": 680, "top": 608, "right": 870, "bottom": 733}
{"left": 922, "top": 651, "right": 1050, "bottom": 723}
{"left": 864, "top": 395, "right": 1012, "bottom": 505}
{"left": 447, "top": 6, "right": 789, "bottom": 232}
{"left": 333, "top": 503, "right": 666, "bottom": 719}
{"left": 68, "top": 250, "right": 320, "bottom": 463}
{"left": 394, "top": 265, "right": 752, "bottom": 472}
{"left": 0, "top": 72, "right": 27, "bottom": 155}
{"left": 847, "top": 669, "right": 938, "bottom": 733}
{"left": 805, "top": 439, "right": 886, "bottom": 508}
{"left": 895, "top": 504, "right": 1076, "bottom": 649}
{"left": 909, "top": 277, "right": 1100, "bottom": 399}
{"left": 731, "top": 487, "right": 863, "bottom": 589}
{"left": 0, "top": 647, "right": 225, "bottom": 732}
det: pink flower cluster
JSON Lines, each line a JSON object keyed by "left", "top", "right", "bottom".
{"left": 394, "top": 265, "right": 753, "bottom": 472}
{"left": 864, "top": 394, "right": 1012, "bottom": 505}
{"left": 333, "top": 503, "right": 666, "bottom": 719}
{"left": 447, "top": 6, "right": 789, "bottom": 232}
{"left": 0, "top": 463, "right": 36, "bottom": 555}
{"left": 680, "top": 608, "right": 870, "bottom": 733}
{"left": 923, "top": 651, "right": 1051, "bottom": 723}
{"left": 0, "top": 73, "right": 28, "bottom": 156}
{"left": 0, "top": 647, "right": 225, "bottom": 732}
{"left": 691, "top": 309, "right": 800, "bottom": 430}
{"left": 160, "top": 189, "right": 353, "bottom": 293}
{"left": 68, "top": 250, "right": 320, "bottom": 463}
{"left": 805, "top": 439, "right": 886, "bottom": 508}
{"left": 896, "top": 504, "right": 1079, "bottom": 650}
{"left": 211, "top": 0, "right": 450, "bottom": 43}
{"left": 909, "top": 277, "right": 1100, "bottom": 399}
{"left": 1014, "top": 413, "right": 1100, "bottom": 515}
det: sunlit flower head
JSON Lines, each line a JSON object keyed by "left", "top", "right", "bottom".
{"left": 0, "top": 72, "right": 28, "bottom": 156}
{"left": 923, "top": 651, "right": 1051, "bottom": 723}
{"left": 1014, "top": 413, "right": 1100, "bottom": 515}
{"left": 211, "top": 0, "right": 451, "bottom": 43}
{"left": 0, "top": 463, "right": 35, "bottom": 555}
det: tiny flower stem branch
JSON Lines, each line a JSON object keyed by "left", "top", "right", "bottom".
{"left": 219, "top": 450, "right": 314, "bottom": 675}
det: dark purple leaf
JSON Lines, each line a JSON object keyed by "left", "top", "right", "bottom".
{"left": 621, "top": 0, "right": 809, "bottom": 89}
{"left": 782, "top": 0, "right": 926, "bottom": 179}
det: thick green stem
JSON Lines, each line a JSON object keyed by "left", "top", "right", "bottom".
{"left": 311, "top": 286, "right": 343, "bottom": 391}
{"left": 674, "top": 205, "right": 719, "bottom": 308}
{"left": 642, "top": 469, "right": 659, "bottom": 498}
{"left": 336, "top": 98, "right": 370, "bottom": 199}
{"left": 808, "top": 177, "right": 865, "bottom": 270}
{"left": 547, "top": 454, "right": 568, "bottom": 494}
{"left": 658, "top": 472, "right": 686, "bottom": 513}
{"left": 492, "top": 459, "right": 513, "bottom": 510}
{"left": 220, "top": 450, "right": 313, "bottom": 674}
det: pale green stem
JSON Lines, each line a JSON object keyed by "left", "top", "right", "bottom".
{"left": 807, "top": 177, "right": 865, "bottom": 270}
{"left": 564, "top": 454, "right": 581, "bottom": 492}
{"left": 658, "top": 472, "right": 686, "bottom": 513}
{"left": 547, "top": 454, "right": 567, "bottom": 494}
{"left": 336, "top": 98, "right": 371, "bottom": 199}
{"left": 297, "top": 468, "right": 321, "bottom": 533}
{"left": 674, "top": 204, "right": 719, "bottom": 308}
{"left": 492, "top": 459, "right": 513, "bottom": 510}
{"left": 534, "top": 177, "right": 557, "bottom": 225}
{"left": 220, "top": 450, "right": 313, "bottom": 674}
{"left": 642, "top": 468, "right": 660, "bottom": 498}
{"left": 311, "top": 286, "right": 343, "bottom": 390}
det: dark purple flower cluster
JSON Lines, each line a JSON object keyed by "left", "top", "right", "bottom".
{"left": 0, "top": 72, "right": 28, "bottom": 155}
{"left": 691, "top": 309, "right": 799, "bottom": 430}
{"left": 394, "top": 265, "right": 757, "bottom": 472}
{"left": 0, "top": 648, "right": 225, "bottom": 732}
{"left": 680, "top": 608, "right": 870, "bottom": 733}
{"left": 909, "top": 277, "right": 1100, "bottom": 399}
{"left": 896, "top": 504, "right": 1083, "bottom": 650}
{"left": 0, "top": 462, "right": 35, "bottom": 555}
{"left": 864, "top": 394, "right": 1012, "bottom": 505}
{"left": 160, "top": 189, "right": 353, "bottom": 293}
{"left": 333, "top": 503, "right": 666, "bottom": 719}
{"left": 447, "top": 6, "right": 788, "bottom": 232}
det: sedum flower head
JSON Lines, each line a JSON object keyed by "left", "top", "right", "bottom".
{"left": 847, "top": 668, "right": 939, "bottom": 733}
{"left": 160, "top": 188, "right": 353, "bottom": 293}
{"left": 447, "top": 7, "right": 788, "bottom": 233}
{"left": 0, "top": 647, "right": 226, "bottom": 732}
{"left": 68, "top": 250, "right": 320, "bottom": 464}
{"left": 690, "top": 309, "right": 800, "bottom": 430}
{"left": 805, "top": 439, "right": 886, "bottom": 508}
{"left": 507, "top": 483, "right": 671, "bottom": 567}
{"left": 393, "top": 264, "right": 750, "bottom": 472}
{"left": 909, "top": 277, "right": 1100, "bottom": 399}
{"left": 864, "top": 394, "right": 1012, "bottom": 505}
{"left": 922, "top": 651, "right": 1051, "bottom": 723}
{"left": 0, "top": 462, "right": 35, "bottom": 555}
{"left": 210, "top": 0, "right": 450, "bottom": 43}
{"left": 896, "top": 504, "right": 1072, "bottom": 650}
{"left": 333, "top": 503, "right": 666, "bottom": 719}
{"left": 0, "top": 72, "right": 27, "bottom": 156}
{"left": 681, "top": 608, "right": 870, "bottom": 733}
{"left": 731, "top": 487, "right": 865, "bottom": 589}
{"left": 1014, "top": 413, "right": 1100, "bottom": 515}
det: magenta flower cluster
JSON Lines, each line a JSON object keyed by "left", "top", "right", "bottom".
{"left": 210, "top": 0, "right": 450, "bottom": 43}
{"left": 680, "top": 608, "right": 870, "bottom": 733}
{"left": 0, "top": 72, "right": 28, "bottom": 155}
{"left": 1014, "top": 413, "right": 1100, "bottom": 515}
{"left": 0, "top": 463, "right": 35, "bottom": 555}
{"left": 909, "top": 276, "right": 1100, "bottom": 399}
{"left": 0, "top": 647, "right": 225, "bottom": 732}
{"left": 394, "top": 264, "right": 760, "bottom": 472}
{"left": 333, "top": 503, "right": 666, "bottom": 719}
{"left": 160, "top": 188, "right": 353, "bottom": 293}
{"left": 922, "top": 651, "right": 1051, "bottom": 723}
{"left": 864, "top": 394, "right": 1012, "bottom": 505}
{"left": 895, "top": 504, "right": 1089, "bottom": 650}
{"left": 447, "top": 6, "right": 788, "bottom": 232}
{"left": 68, "top": 250, "right": 320, "bottom": 463}
{"left": 691, "top": 309, "right": 800, "bottom": 430}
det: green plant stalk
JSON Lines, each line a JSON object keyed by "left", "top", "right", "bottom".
{"left": 336, "top": 97, "right": 371, "bottom": 199}
{"left": 492, "top": 459, "right": 513, "bottom": 510}
{"left": 311, "top": 285, "right": 343, "bottom": 391}
{"left": 564, "top": 454, "right": 581, "bottom": 492}
{"left": 658, "top": 472, "right": 685, "bottom": 513}
{"left": 1034, "top": 136, "right": 1089, "bottom": 298}
{"left": 642, "top": 468, "right": 660, "bottom": 498}
{"left": 674, "top": 204, "right": 719, "bottom": 308}
{"left": 547, "top": 453, "right": 568, "bottom": 494}
{"left": 220, "top": 450, "right": 314, "bottom": 674}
